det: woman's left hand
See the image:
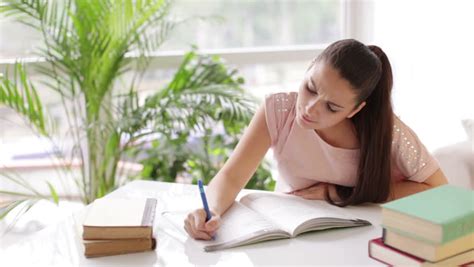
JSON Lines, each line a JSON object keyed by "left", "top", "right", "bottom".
{"left": 289, "top": 182, "right": 328, "bottom": 200}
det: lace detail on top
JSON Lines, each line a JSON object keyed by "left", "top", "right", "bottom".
{"left": 264, "top": 92, "right": 298, "bottom": 150}
{"left": 391, "top": 116, "right": 439, "bottom": 182}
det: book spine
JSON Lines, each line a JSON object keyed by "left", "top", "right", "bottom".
{"left": 141, "top": 198, "right": 157, "bottom": 227}
{"left": 368, "top": 238, "right": 424, "bottom": 265}
{"left": 443, "top": 212, "right": 474, "bottom": 243}
{"left": 384, "top": 212, "right": 474, "bottom": 244}
{"left": 368, "top": 241, "right": 391, "bottom": 266}
{"left": 382, "top": 226, "right": 437, "bottom": 244}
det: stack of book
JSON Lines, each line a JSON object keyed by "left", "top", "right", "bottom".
{"left": 82, "top": 197, "right": 157, "bottom": 258}
{"left": 369, "top": 185, "right": 474, "bottom": 266}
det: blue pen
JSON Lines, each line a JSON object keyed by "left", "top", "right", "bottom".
{"left": 198, "top": 179, "right": 212, "bottom": 222}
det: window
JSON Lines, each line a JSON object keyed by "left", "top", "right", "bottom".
{"left": 0, "top": 0, "right": 342, "bottom": 59}
{"left": 0, "top": 0, "right": 343, "bottom": 145}
{"left": 164, "top": 0, "right": 342, "bottom": 50}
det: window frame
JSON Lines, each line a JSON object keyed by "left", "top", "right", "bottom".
{"left": 0, "top": 0, "right": 373, "bottom": 73}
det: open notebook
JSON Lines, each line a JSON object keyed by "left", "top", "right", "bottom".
{"left": 162, "top": 192, "right": 371, "bottom": 252}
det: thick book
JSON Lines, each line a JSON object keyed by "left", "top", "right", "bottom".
{"left": 83, "top": 238, "right": 156, "bottom": 258}
{"left": 381, "top": 185, "right": 474, "bottom": 244}
{"left": 83, "top": 198, "right": 157, "bottom": 240}
{"left": 162, "top": 192, "right": 371, "bottom": 252}
{"left": 368, "top": 238, "right": 474, "bottom": 266}
{"left": 383, "top": 228, "right": 474, "bottom": 262}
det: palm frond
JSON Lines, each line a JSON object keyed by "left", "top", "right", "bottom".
{"left": 0, "top": 199, "right": 27, "bottom": 221}
{"left": 0, "top": 171, "right": 42, "bottom": 196}
{"left": 0, "top": 63, "right": 49, "bottom": 136}
{"left": 0, "top": 171, "right": 59, "bottom": 219}
{"left": 0, "top": 0, "right": 47, "bottom": 29}
{"left": 0, "top": 199, "right": 39, "bottom": 232}
{"left": 116, "top": 50, "right": 257, "bottom": 147}
{"left": 140, "top": 50, "right": 256, "bottom": 134}
{"left": 175, "top": 84, "right": 257, "bottom": 121}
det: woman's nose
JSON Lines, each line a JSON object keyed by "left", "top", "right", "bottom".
{"left": 305, "top": 97, "right": 320, "bottom": 114}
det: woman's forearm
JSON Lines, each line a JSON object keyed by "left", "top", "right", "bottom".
{"left": 387, "top": 169, "right": 448, "bottom": 201}
{"left": 206, "top": 170, "right": 244, "bottom": 216}
{"left": 204, "top": 104, "right": 271, "bottom": 217}
{"left": 387, "top": 180, "right": 432, "bottom": 201}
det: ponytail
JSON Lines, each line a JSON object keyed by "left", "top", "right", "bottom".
{"left": 321, "top": 41, "right": 394, "bottom": 206}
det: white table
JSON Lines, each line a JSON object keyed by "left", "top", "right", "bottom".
{"left": 0, "top": 180, "right": 384, "bottom": 266}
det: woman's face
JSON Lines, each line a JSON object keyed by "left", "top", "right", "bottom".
{"left": 296, "top": 61, "right": 365, "bottom": 130}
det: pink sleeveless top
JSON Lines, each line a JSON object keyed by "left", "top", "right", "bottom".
{"left": 265, "top": 92, "right": 440, "bottom": 192}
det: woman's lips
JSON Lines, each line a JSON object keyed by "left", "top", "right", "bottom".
{"left": 302, "top": 114, "right": 317, "bottom": 123}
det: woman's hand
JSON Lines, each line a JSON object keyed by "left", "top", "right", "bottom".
{"left": 184, "top": 208, "right": 221, "bottom": 240}
{"left": 290, "top": 182, "right": 330, "bottom": 200}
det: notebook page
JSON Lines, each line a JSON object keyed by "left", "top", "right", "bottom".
{"left": 240, "top": 192, "right": 359, "bottom": 235}
{"left": 162, "top": 201, "right": 283, "bottom": 250}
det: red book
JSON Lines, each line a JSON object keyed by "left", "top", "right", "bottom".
{"left": 368, "top": 238, "right": 474, "bottom": 266}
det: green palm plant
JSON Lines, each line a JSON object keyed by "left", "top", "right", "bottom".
{"left": 0, "top": 0, "right": 257, "bottom": 220}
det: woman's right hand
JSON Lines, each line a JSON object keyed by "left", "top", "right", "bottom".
{"left": 184, "top": 209, "right": 221, "bottom": 240}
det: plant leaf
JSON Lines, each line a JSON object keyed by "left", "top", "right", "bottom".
{"left": 46, "top": 181, "right": 59, "bottom": 204}
{"left": 0, "top": 199, "right": 27, "bottom": 220}
{"left": 0, "top": 62, "right": 49, "bottom": 136}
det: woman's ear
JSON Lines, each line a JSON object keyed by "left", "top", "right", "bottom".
{"left": 347, "top": 101, "right": 366, "bottom": 118}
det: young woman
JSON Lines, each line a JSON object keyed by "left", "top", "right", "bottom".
{"left": 184, "top": 39, "right": 448, "bottom": 240}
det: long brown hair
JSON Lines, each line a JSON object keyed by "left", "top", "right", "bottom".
{"left": 316, "top": 39, "right": 394, "bottom": 206}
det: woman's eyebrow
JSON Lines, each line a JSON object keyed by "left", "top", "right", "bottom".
{"left": 309, "top": 76, "right": 345, "bottom": 109}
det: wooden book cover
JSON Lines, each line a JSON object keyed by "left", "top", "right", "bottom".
{"left": 83, "top": 198, "right": 157, "bottom": 240}
{"left": 84, "top": 238, "right": 156, "bottom": 258}
{"left": 381, "top": 185, "right": 474, "bottom": 244}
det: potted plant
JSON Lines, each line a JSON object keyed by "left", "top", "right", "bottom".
{"left": 0, "top": 0, "right": 266, "bottom": 220}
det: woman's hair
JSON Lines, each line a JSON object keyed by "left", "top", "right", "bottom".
{"left": 314, "top": 39, "right": 394, "bottom": 206}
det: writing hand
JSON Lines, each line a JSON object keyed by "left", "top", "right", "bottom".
{"left": 184, "top": 209, "right": 221, "bottom": 240}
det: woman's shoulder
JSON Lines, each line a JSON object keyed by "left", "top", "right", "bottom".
{"left": 265, "top": 91, "right": 298, "bottom": 103}
{"left": 391, "top": 115, "right": 420, "bottom": 142}
{"left": 391, "top": 114, "right": 439, "bottom": 182}
{"left": 264, "top": 92, "right": 298, "bottom": 148}
{"left": 265, "top": 91, "right": 298, "bottom": 115}
{"left": 265, "top": 92, "right": 298, "bottom": 112}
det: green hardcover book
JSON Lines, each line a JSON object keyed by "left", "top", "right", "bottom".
{"left": 381, "top": 185, "right": 474, "bottom": 244}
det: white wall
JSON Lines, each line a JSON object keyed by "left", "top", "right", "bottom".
{"left": 372, "top": 0, "right": 474, "bottom": 151}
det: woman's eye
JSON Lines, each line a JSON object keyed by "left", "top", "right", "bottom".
{"left": 327, "top": 104, "right": 337, "bottom": 113}
{"left": 305, "top": 85, "right": 317, "bottom": 95}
